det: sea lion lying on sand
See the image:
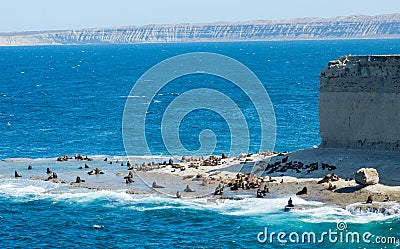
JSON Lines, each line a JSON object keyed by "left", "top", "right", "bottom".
{"left": 214, "top": 184, "right": 224, "bottom": 195}
{"left": 75, "top": 176, "right": 85, "bottom": 183}
{"left": 152, "top": 181, "right": 165, "bottom": 188}
{"left": 317, "top": 174, "right": 340, "bottom": 184}
{"left": 256, "top": 189, "right": 264, "bottom": 198}
{"left": 296, "top": 187, "right": 308, "bottom": 195}
{"left": 87, "top": 168, "right": 104, "bottom": 175}
{"left": 328, "top": 182, "right": 337, "bottom": 191}
{"left": 14, "top": 171, "right": 22, "bottom": 178}
{"left": 184, "top": 184, "right": 196, "bottom": 192}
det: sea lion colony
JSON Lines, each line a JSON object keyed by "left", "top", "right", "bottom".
{"left": 11, "top": 152, "right": 399, "bottom": 212}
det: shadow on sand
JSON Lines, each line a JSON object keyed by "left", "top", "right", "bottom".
{"left": 335, "top": 185, "right": 364, "bottom": 193}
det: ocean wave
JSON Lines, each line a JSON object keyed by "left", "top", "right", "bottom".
{"left": 0, "top": 179, "right": 59, "bottom": 200}
{"left": 1, "top": 177, "right": 399, "bottom": 225}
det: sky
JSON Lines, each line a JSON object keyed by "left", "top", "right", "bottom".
{"left": 1, "top": 0, "right": 399, "bottom": 32}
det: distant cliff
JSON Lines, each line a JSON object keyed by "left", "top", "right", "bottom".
{"left": 319, "top": 55, "right": 400, "bottom": 151}
{"left": 0, "top": 14, "right": 399, "bottom": 46}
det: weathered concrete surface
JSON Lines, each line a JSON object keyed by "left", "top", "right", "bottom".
{"left": 319, "top": 55, "right": 400, "bottom": 150}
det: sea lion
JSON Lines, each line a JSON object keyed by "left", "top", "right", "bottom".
{"left": 14, "top": 171, "right": 22, "bottom": 178}
{"left": 52, "top": 172, "right": 58, "bottom": 179}
{"left": 104, "top": 158, "right": 108, "bottom": 162}
{"left": 87, "top": 168, "right": 102, "bottom": 175}
{"left": 184, "top": 184, "right": 195, "bottom": 192}
{"left": 287, "top": 197, "right": 294, "bottom": 207}
{"left": 366, "top": 195, "right": 373, "bottom": 204}
{"left": 256, "top": 189, "right": 264, "bottom": 198}
{"left": 84, "top": 163, "right": 89, "bottom": 168}
{"left": 176, "top": 191, "right": 182, "bottom": 198}
{"left": 328, "top": 182, "right": 336, "bottom": 191}
{"left": 383, "top": 195, "right": 390, "bottom": 202}
{"left": 214, "top": 185, "right": 224, "bottom": 195}
{"left": 152, "top": 181, "right": 165, "bottom": 188}
{"left": 296, "top": 187, "right": 308, "bottom": 195}
{"left": 330, "top": 174, "right": 339, "bottom": 181}
{"left": 28, "top": 165, "right": 32, "bottom": 170}
{"left": 125, "top": 178, "right": 133, "bottom": 184}
{"left": 46, "top": 168, "right": 52, "bottom": 174}
{"left": 261, "top": 185, "right": 269, "bottom": 195}
{"left": 317, "top": 175, "right": 330, "bottom": 184}
{"left": 76, "top": 176, "right": 83, "bottom": 183}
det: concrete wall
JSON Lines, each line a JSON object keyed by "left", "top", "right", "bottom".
{"left": 319, "top": 55, "right": 400, "bottom": 150}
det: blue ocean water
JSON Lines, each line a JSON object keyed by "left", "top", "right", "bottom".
{"left": 0, "top": 39, "right": 398, "bottom": 159}
{"left": 0, "top": 40, "right": 400, "bottom": 248}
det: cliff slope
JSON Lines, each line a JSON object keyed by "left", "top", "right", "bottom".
{"left": 319, "top": 55, "right": 400, "bottom": 150}
{"left": 0, "top": 14, "right": 399, "bottom": 46}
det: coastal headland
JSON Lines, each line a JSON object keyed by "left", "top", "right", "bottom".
{"left": 0, "top": 14, "right": 399, "bottom": 46}
{"left": 3, "top": 54, "right": 400, "bottom": 216}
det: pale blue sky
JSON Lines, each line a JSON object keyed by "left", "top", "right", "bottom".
{"left": 1, "top": 0, "right": 399, "bottom": 32}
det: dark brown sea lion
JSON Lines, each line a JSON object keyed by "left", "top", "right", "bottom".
{"left": 287, "top": 197, "right": 294, "bottom": 207}
{"left": 256, "top": 189, "right": 264, "bottom": 198}
{"left": 76, "top": 176, "right": 85, "bottom": 183}
{"left": 184, "top": 184, "right": 195, "bottom": 192}
{"left": 152, "top": 181, "right": 165, "bottom": 188}
{"left": 296, "top": 187, "right": 308, "bottom": 195}
{"left": 383, "top": 195, "right": 390, "bottom": 202}
{"left": 14, "top": 171, "right": 22, "bottom": 178}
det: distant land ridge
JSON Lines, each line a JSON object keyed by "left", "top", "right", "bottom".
{"left": 0, "top": 14, "right": 399, "bottom": 46}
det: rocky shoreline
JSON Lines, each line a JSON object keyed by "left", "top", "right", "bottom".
{"left": 5, "top": 148, "right": 400, "bottom": 216}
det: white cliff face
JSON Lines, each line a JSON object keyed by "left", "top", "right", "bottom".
{"left": 319, "top": 55, "right": 400, "bottom": 151}
{"left": 0, "top": 14, "right": 399, "bottom": 46}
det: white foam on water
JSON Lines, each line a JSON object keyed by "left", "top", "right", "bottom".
{"left": 93, "top": 224, "right": 104, "bottom": 229}
{"left": 298, "top": 204, "right": 400, "bottom": 224}
{"left": 122, "top": 195, "right": 400, "bottom": 225}
{"left": 1, "top": 177, "right": 398, "bottom": 226}
{"left": 52, "top": 189, "right": 135, "bottom": 204}
{"left": 0, "top": 179, "right": 59, "bottom": 200}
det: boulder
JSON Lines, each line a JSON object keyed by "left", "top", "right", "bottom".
{"left": 355, "top": 168, "right": 379, "bottom": 186}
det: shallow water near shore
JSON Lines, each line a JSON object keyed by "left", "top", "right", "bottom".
{"left": 1, "top": 40, "right": 400, "bottom": 248}
{"left": 0, "top": 178, "right": 399, "bottom": 248}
